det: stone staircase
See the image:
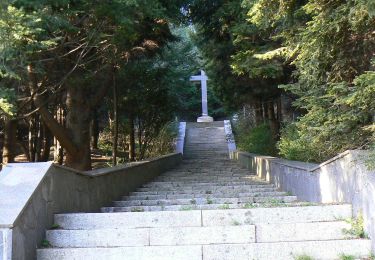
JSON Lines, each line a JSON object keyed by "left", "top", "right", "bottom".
{"left": 38, "top": 121, "right": 372, "bottom": 259}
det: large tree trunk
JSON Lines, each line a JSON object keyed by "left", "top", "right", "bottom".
{"left": 28, "top": 64, "right": 109, "bottom": 170}
{"left": 254, "top": 99, "right": 263, "bottom": 125}
{"left": 64, "top": 85, "right": 92, "bottom": 170}
{"left": 2, "top": 119, "right": 17, "bottom": 165}
{"left": 129, "top": 114, "right": 136, "bottom": 162}
{"left": 90, "top": 110, "right": 99, "bottom": 150}
{"left": 28, "top": 115, "right": 37, "bottom": 162}
{"left": 41, "top": 123, "right": 52, "bottom": 161}
{"left": 267, "top": 100, "right": 280, "bottom": 140}
{"left": 112, "top": 69, "right": 118, "bottom": 166}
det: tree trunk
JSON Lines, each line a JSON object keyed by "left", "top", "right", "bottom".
{"left": 267, "top": 101, "right": 280, "bottom": 139}
{"left": 2, "top": 119, "right": 17, "bottom": 165}
{"left": 34, "top": 115, "right": 42, "bottom": 162}
{"left": 41, "top": 123, "right": 52, "bottom": 161}
{"left": 28, "top": 115, "right": 36, "bottom": 162}
{"left": 64, "top": 85, "right": 92, "bottom": 170}
{"left": 28, "top": 64, "right": 94, "bottom": 170}
{"left": 112, "top": 68, "right": 118, "bottom": 166}
{"left": 254, "top": 99, "right": 263, "bottom": 125}
{"left": 91, "top": 110, "right": 99, "bottom": 150}
{"left": 129, "top": 114, "right": 136, "bottom": 162}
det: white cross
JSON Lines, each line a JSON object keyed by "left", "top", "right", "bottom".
{"left": 190, "top": 70, "right": 209, "bottom": 118}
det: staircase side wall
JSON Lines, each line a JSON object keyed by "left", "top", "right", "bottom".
{"left": 231, "top": 150, "right": 375, "bottom": 252}
{"left": 1, "top": 153, "right": 181, "bottom": 260}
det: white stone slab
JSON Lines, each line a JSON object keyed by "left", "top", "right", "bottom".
{"left": 203, "top": 240, "right": 372, "bottom": 260}
{"left": 202, "top": 205, "right": 352, "bottom": 226}
{"left": 38, "top": 245, "right": 202, "bottom": 260}
{"left": 46, "top": 228, "right": 149, "bottom": 247}
{"left": 256, "top": 221, "right": 352, "bottom": 242}
{"left": 150, "top": 225, "right": 255, "bottom": 246}
{"left": 55, "top": 211, "right": 202, "bottom": 229}
{"left": 0, "top": 162, "right": 53, "bottom": 227}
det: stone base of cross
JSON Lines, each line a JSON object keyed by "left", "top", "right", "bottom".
{"left": 190, "top": 70, "right": 214, "bottom": 122}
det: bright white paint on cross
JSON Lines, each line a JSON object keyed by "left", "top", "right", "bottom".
{"left": 190, "top": 70, "right": 213, "bottom": 122}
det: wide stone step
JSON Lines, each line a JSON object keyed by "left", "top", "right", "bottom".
{"left": 54, "top": 211, "right": 202, "bottom": 229}
{"left": 137, "top": 184, "right": 275, "bottom": 192}
{"left": 56, "top": 205, "right": 352, "bottom": 230}
{"left": 37, "top": 245, "right": 201, "bottom": 260}
{"left": 203, "top": 240, "right": 372, "bottom": 260}
{"left": 101, "top": 201, "right": 326, "bottom": 213}
{"left": 112, "top": 195, "right": 297, "bottom": 207}
{"left": 141, "top": 180, "right": 269, "bottom": 188}
{"left": 154, "top": 175, "right": 258, "bottom": 183}
{"left": 150, "top": 174, "right": 258, "bottom": 179}
{"left": 123, "top": 191, "right": 287, "bottom": 200}
{"left": 256, "top": 221, "right": 353, "bottom": 242}
{"left": 46, "top": 225, "right": 255, "bottom": 248}
{"left": 37, "top": 240, "right": 372, "bottom": 260}
{"left": 44, "top": 221, "right": 352, "bottom": 249}
{"left": 201, "top": 205, "right": 352, "bottom": 225}
{"left": 129, "top": 187, "right": 279, "bottom": 196}
{"left": 101, "top": 202, "right": 296, "bottom": 212}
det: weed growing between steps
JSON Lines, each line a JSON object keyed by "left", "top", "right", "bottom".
{"left": 294, "top": 254, "right": 313, "bottom": 260}
{"left": 218, "top": 203, "right": 230, "bottom": 209}
{"left": 50, "top": 224, "right": 60, "bottom": 230}
{"left": 243, "top": 202, "right": 318, "bottom": 209}
{"left": 339, "top": 254, "right": 356, "bottom": 260}
{"left": 179, "top": 205, "right": 197, "bottom": 211}
{"left": 41, "top": 239, "right": 51, "bottom": 248}
{"left": 130, "top": 207, "right": 145, "bottom": 212}
{"left": 343, "top": 213, "right": 369, "bottom": 239}
{"left": 231, "top": 220, "right": 241, "bottom": 226}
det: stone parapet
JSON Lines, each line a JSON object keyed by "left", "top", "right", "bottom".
{"left": 231, "top": 150, "right": 375, "bottom": 252}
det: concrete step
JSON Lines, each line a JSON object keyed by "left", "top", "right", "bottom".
{"left": 54, "top": 211, "right": 203, "bottom": 229}
{"left": 37, "top": 239, "right": 372, "bottom": 260}
{"left": 141, "top": 180, "right": 270, "bottom": 188}
{"left": 137, "top": 184, "right": 276, "bottom": 192}
{"left": 123, "top": 191, "right": 288, "bottom": 200}
{"left": 112, "top": 195, "right": 297, "bottom": 207}
{"left": 201, "top": 204, "right": 352, "bottom": 225}
{"left": 129, "top": 187, "right": 279, "bottom": 196}
{"left": 256, "top": 221, "right": 353, "bottom": 242}
{"left": 203, "top": 240, "right": 372, "bottom": 260}
{"left": 57, "top": 205, "right": 351, "bottom": 229}
{"left": 38, "top": 245, "right": 202, "bottom": 260}
{"left": 101, "top": 201, "right": 341, "bottom": 213}
{"left": 101, "top": 202, "right": 294, "bottom": 212}
{"left": 46, "top": 225, "right": 255, "bottom": 248}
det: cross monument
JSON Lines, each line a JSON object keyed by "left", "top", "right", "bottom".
{"left": 190, "top": 70, "right": 214, "bottom": 122}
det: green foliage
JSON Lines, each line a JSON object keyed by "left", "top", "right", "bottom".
{"left": 0, "top": 87, "right": 16, "bottom": 116}
{"left": 294, "top": 255, "right": 314, "bottom": 260}
{"left": 343, "top": 213, "right": 368, "bottom": 239}
{"left": 40, "top": 239, "right": 51, "bottom": 248}
{"left": 278, "top": 123, "right": 322, "bottom": 162}
{"left": 236, "top": 122, "right": 277, "bottom": 156}
{"left": 145, "top": 121, "right": 179, "bottom": 158}
{"left": 339, "top": 255, "right": 355, "bottom": 260}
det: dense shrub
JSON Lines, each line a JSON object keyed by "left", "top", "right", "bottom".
{"left": 145, "top": 121, "right": 179, "bottom": 158}
{"left": 235, "top": 122, "right": 277, "bottom": 156}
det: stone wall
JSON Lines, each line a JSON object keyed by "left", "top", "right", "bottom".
{"left": 0, "top": 153, "right": 182, "bottom": 260}
{"left": 231, "top": 150, "right": 375, "bottom": 251}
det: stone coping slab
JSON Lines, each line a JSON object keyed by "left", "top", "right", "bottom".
{"left": 0, "top": 162, "right": 53, "bottom": 228}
